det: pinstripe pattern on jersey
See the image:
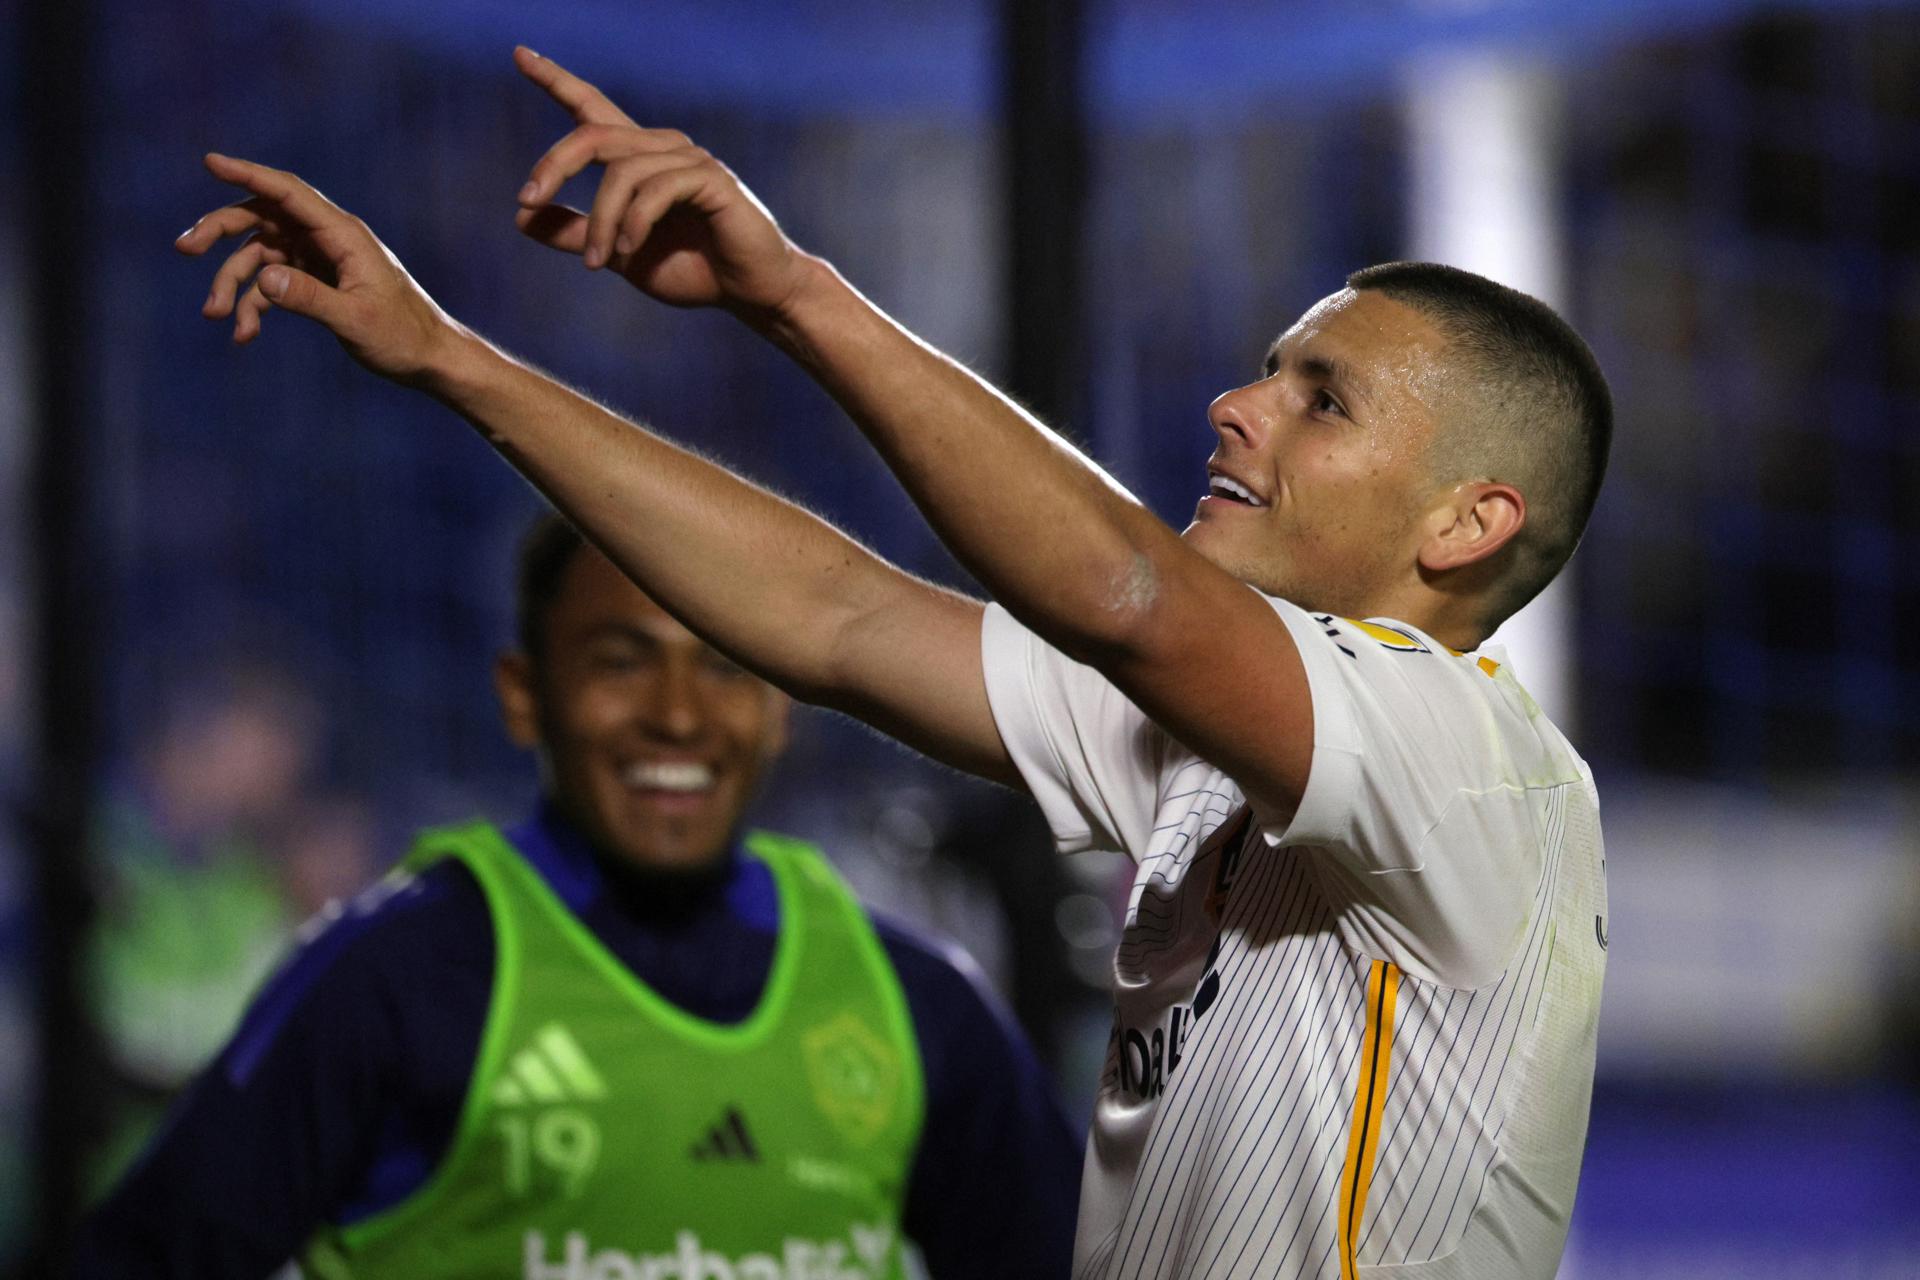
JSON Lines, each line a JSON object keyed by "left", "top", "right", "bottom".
{"left": 1337, "top": 960, "right": 1400, "bottom": 1280}
{"left": 1354, "top": 783, "right": 1570, "bottom": 1266}
{"left": 1098, "top": 818, "right": 1363, "bottom": 1279}
{"left": 1090, "top": 779, "right": 1583, "bottom": 1280}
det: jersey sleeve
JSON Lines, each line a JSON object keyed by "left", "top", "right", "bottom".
{"left": 1265, "top": 598, "right": 1585, "bottom": 984}
{"left": 980, "top": 602, "right": 1163, "bottom": 857}
{"left": 69, "top": 863, "right": 491, "bottom": 1279}
{"left": 876, "top": 918, "right": 1081, "bottom": 1279}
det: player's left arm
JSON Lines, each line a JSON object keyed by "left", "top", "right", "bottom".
{"left": 512, "top": 54, "right": 1314, "bottom": 823}
{"left": 765, "top": 267, "right": 1317, "bottom": 826}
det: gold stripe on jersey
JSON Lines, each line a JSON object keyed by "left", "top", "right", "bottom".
{"left": 1338, "top": 960, "right": 1401, "bottom": 1280}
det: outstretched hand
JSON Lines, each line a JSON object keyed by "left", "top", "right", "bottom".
{"left": 511, "top": 47, "right": 811, "bottom": 319}
{"left": 176, "top": 154, "right": 462, "bottom": 383}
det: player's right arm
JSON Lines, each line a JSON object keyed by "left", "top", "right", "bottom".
{"left": 174, "top": 156, "right": 1016, "bottom": 785}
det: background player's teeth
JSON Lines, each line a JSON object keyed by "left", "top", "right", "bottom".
{"left": 627, "top": 762, "right": 715, "bottom": 792}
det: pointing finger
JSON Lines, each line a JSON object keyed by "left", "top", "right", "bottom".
{"left": 202, "top": 153, "right": 353, "bottom": 234}
{"left": 513, "top": 47, "right": 634, "bottom": 128}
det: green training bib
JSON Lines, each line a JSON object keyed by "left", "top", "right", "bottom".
{"left": 303, "top": 821, "right": 924, "bottom": 1280}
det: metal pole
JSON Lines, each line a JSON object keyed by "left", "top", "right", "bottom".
{"left": 22, "top": 0, "right": 106, "bottom": 1265}
{"left": 1001, "top": 0, "right": 1089, "bottom": 428}
{"left": 995, "top": 0, "right": 1091, "bottom": 1062}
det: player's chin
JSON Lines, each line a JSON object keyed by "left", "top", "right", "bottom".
{"left": 605, "top": 815, "right": 728, "bottom": 874}
{"left": 1181, "top": 520, "right": 1254, "bottom": 575}
{"left": 1179, "top": 516, "right": 1226, "bottom": 557}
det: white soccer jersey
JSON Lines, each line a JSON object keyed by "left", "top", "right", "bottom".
{"left": 982, "top": 594, "right": 1607, "bottom": 1280}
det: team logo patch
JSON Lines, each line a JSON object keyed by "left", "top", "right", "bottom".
{"left": 1347, "top": 618, "right": 1430, "bottom": 653}
{"left": 1315, "top": 614, "right": 1433, "bottom": 660}
{"left": 801, "top": 1012, "right": 901, "bottom": 1145}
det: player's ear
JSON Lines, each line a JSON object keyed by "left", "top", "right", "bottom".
{"left": 1417, "top": 481, "right": 1526, "bottom": 574}
{"left": 494, "top": 651, "right": 543, "bottom": 749}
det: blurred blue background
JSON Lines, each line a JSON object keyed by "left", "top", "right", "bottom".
{"left": 3, "top": 0, "right": 1919, "bottom": 1274}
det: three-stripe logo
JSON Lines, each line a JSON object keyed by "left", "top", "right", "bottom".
{"left": 689, "top": 1105, "right": 761, "bottom": 1163}
{"left": 491, "top": 1022, "right": 608, "bottom": 1107}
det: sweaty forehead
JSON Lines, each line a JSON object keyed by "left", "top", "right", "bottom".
{"left": 1267, "top": 289, "right": 1452, "bottom": 407}
{"left": 1294, "top": 288, "right": 1363, "bottom": 332}
{"left": 1271, "top": 288, "right": 1438, "bottom": 355}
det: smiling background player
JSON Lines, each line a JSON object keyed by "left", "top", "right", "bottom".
{"left": 72, "top": 514, "right": 1081, "bottom": 1278}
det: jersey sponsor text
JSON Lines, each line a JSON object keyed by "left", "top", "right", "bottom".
{"left": 524, "top": 1225, "right": 895, "bottom": 1280}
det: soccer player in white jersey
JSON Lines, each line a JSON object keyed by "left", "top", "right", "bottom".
{"left": 180, "top": 47, "right": 1611, "bottom": 1279}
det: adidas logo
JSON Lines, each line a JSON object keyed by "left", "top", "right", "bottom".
{"left": 492, "top": 1023, "right": 608, "bottom": 1107}
{"left": 689, "top": 1105, "right": 760, "bottom": 1162}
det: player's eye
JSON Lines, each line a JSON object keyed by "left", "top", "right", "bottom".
{"left": 1312, "top": 388, "right": 1347, "bottom": 418}
{"left": 585, "top": 641, "right": 651, "bottom": 673}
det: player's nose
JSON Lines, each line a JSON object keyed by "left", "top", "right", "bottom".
{"left": 640, "top": 659, "right": 704, "bottom": 742}
{"left": 1207, "top": 382, "right": 1270, "bottom": 452}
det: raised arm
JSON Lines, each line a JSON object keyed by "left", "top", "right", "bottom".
{"left": 175, "top": 154, "right": 1014, "bottom": 784}
{"left": 510, "top": 51, "right": 1313, "bottom": 820}
{"left": 768, "top": 261, "right": 1313, "bottom": 822}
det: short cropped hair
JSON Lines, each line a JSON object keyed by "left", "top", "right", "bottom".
{"left": 514, "top": 511, "right": 590, "bottom": 661}
{"left": 1346, "top": 262, "right": 1612, "bottom": 628}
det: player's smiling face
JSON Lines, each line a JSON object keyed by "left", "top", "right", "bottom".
{"left": 1182, "top": 288, "right": 1450, "bottom": 617}
{"left": 496, "top": 548, "right": 789, "bottom": 875}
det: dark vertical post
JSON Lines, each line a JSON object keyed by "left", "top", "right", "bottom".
{"left": 993, "top": 0, "right": 1091, "bottom": 1064}
{"left": 22, "top": 0, "right": 104, "bottom": 1264}
{"left": 1000, "top": 0, "right": 1089, "bottom": 426}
